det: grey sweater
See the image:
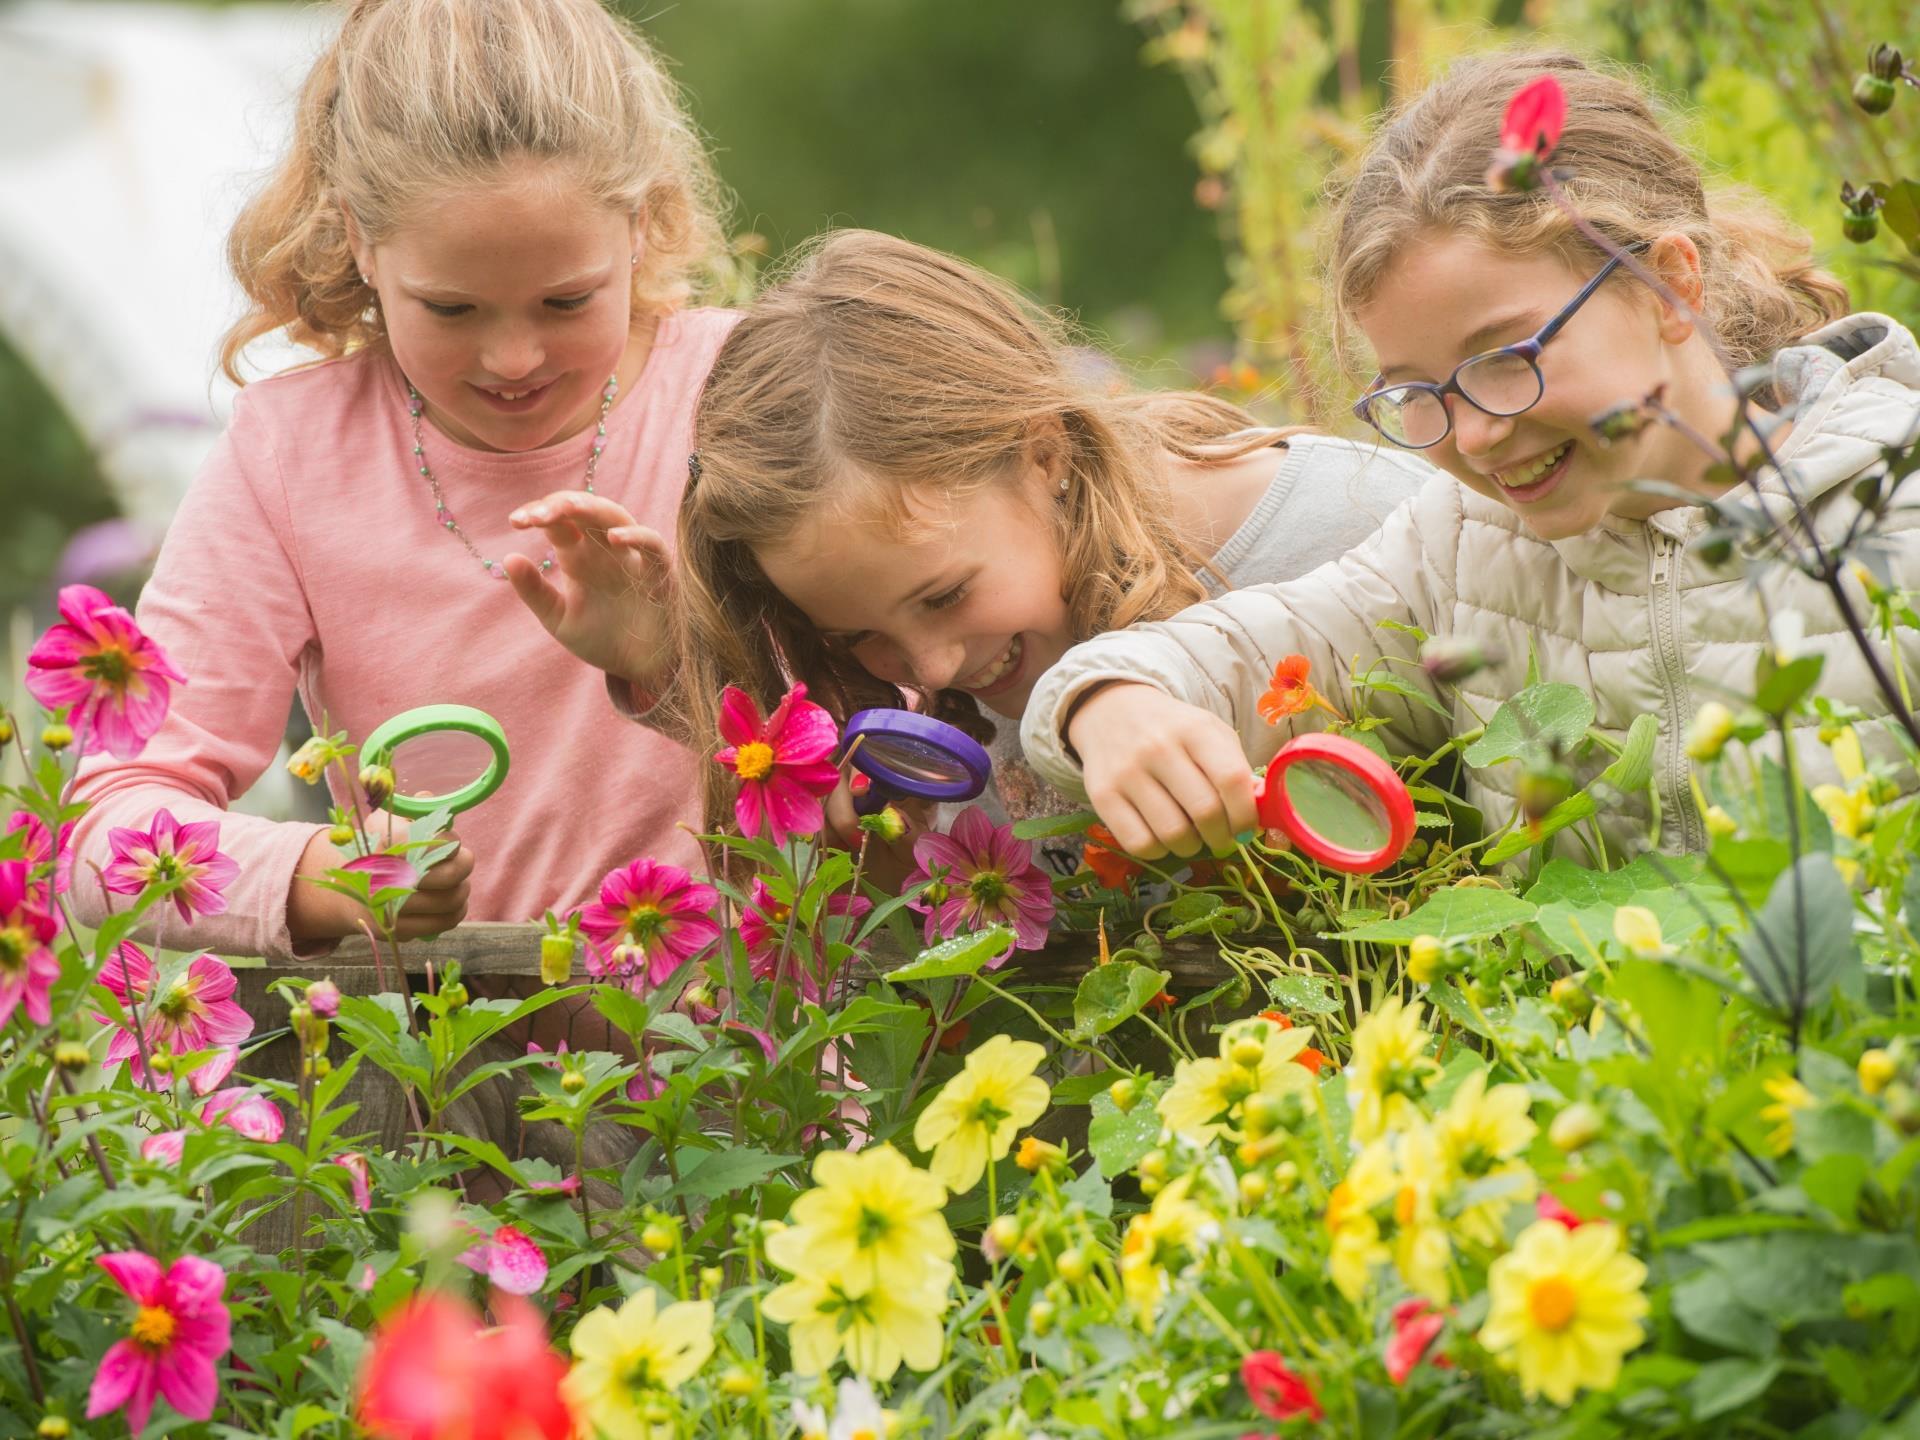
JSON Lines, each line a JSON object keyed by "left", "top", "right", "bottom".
{"left": 984, "top": 433, "right": 1436, "bottom": 868}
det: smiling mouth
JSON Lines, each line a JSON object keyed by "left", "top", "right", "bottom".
{"left": 473, "top": 379, "right": 555, "bottom": 405}
{"left": 961, "top": 635, "right": 1023, "bottom": 691}
{"left": 1491, "top": 439, "right": 1573, "bottom": 490}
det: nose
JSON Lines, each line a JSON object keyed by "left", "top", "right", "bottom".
{"left": 1446, "top": 395, "right": 1517, "bottom": 460}
{"left": 897, "top": 633, "right": 970, "bottom": 692}
{"left": 479, "top": 325, "right": 544, "bottom": 383}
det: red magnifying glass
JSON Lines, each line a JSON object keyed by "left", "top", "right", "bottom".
{"left": 1253, "top": 733, "right": 1416, "bottom": 875}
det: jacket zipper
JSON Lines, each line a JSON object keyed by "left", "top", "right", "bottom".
{"left": 1648, "top": 533, "right": 1701, "bottom": 851}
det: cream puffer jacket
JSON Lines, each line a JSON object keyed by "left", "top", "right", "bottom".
{"left": 1021, "top": 314, "right": 1920, "bottom": 853}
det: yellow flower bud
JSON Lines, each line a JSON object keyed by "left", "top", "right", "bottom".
{"left": 1015, "top": 1136, "right": 1063, "bottom": 1173}
{"left": 1136, "top": 1149, "right": 1168, "bottom": 1183}
{"left": 42, "top": 724, "right": 73, "bottom": 752}
{"left": 1055, "top": 1246, "right": 1091, "bottom": 1283}
{"left": 1612, "top": 905, "right": 1672, "bottom": 958}
{"left": 561, "top": 1069, "right": 587, "bottom": 1095}
{"left": 987, "top": 1215, "right": 1024, "bottom": 1257}
{"left": 700, "top": 1266, "right": 725, "bottom": 1294}
{"left": 539, "top": 933, "right": 575, "bottom": 986}
{"left": 1027, "top": 1297, "right": 1057, "bottom": 1336}
{"left": 1238, "top": 1170, "right": 1269, "bottom": 1206}
{"left": 440, "top": 981, "right": 468, "bottom": 1010}
{"left": 1108, "top": 1076, "right": 1139, "bottom": 1112}
{"left": 1549, "top": 976, "right": 1593, "bottom": 1021}
{"left": 1686, "top": 702, "right": 1735, "bottom": 762}
{"left": 1704, "top": 804, "right": 1738, "bottom": 840}
{"left": 328, "top": 823, "right": 356, "bottom": 847}
{"left": 1242, "top": 1091, "right": 1287, "bottom": 1139}
{"left": 0, "top": 713, "right": 14, "bottom": 744}
{"left": 1550, "top": 1101, "right": 1604, "bottom": 1153}
{"left": 306, "top": 1054, "right": 333, "bottom": 1080}
{"left": 1229, "top": 1034, "right": 1267, "bottom": 1067}
{"left": 718, "top": 1365, "right": 759, "bottom": 1398}
{"left": 1407, "top": 934, "right": 1447, "bottom": 985}
{"left": 148, "top": 1047, "right": 174, "bottom": 1076}
{"left": 642, "top": 1220, "right": 677, "bottom": 1253}
{"left": 37, "top": 1417, "right": 72, "bottom": 1440}
{"left": 54, "top": 1041, "right": 92, "bottom": 1072}
{"left": 1859, "top": 1048, "right": 1898, "bottom": 1097}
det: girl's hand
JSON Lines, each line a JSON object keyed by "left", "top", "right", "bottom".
{"left": 504, "top": 490, "right": 676, "bottom": 686}
{"left": 287, "top": 818, "right": 476, "bottom": 944}
{"left": 823, "top": 776, "right": 931, "bottom": 896}
{"left": 1064, "top": 682, "right": 1259, "bottom": 859}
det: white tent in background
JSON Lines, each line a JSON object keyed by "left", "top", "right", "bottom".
{"left": 0, "top": 0, "right": 334, "bottom": 535}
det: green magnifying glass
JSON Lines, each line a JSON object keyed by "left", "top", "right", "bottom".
{"left": 360, "top": 704, "right": 510, "bottom": 819}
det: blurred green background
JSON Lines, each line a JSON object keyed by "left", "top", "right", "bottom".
{"left": 3, "top": 0, "right": 1916, "bottom": 621}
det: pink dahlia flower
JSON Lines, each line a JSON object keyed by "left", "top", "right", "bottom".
{"left": 199, "top": 1087, "right": 286, "bottom": 1142}
{"left": 97, "top": 944, "right": 253, "bottom": 1094}
{"left": 713, "top": 683, "right": 841, "bottom": 846}
{"left": 904, "top": 806, "right": 1056, "bottom": 960}
{"left": 86, "top": 1251, "right": 231, "bottom": 1431}
{"left": 141, "top": 1131, "right": 187, "bottom": 1166}
{"left": 334, "top": 1151, "right": 373, "bottom": 1212}
{"left": 103, "top": 809, "right": 240, "bottom": 924}
{"left": 578, "top": 857, "right": 719, "bottom": 991}
{"left": 1384, "top": 1298, "right": 1451, "bottom": 1384}
{"left": 25, "top": 584, "right": 186, "bottom": 760}
{"left": 740, "top": 876, "right": 871, "bottom": 1003}
{"left": 0, "top": 860, "right": 61, "bottom": 1029}
{"left": 456, "top": 1223, "right": 548, "bottom": 1296}
{"left": 6, "top": 810, "right": 73, "bottom": 900}
{"left": 343, "top": 852, "right": 418, "bottom": 895}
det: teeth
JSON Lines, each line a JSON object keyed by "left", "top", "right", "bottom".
{"left": 965, "top": 636, "right": 1022, "bottom": 689}
{"left": 497, "top": 389, "right": 530, "bottom": 401}
{"left": 1495, "top": 440, "right": 1571, "bottom": 489}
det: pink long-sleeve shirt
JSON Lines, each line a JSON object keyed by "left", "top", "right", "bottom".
{"left": 70, "top": 308, "right": 739, "bottom": 960}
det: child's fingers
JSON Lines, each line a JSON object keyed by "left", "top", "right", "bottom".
{"left": 502, "top": 554, "right": 566, "bottom": 630}
{"left": 1086, "top": 792, "right": 1165, "bottom": 860}
{"left": 508, "top": 490, "right": 637, "bottom": 535}
{"left": 1156, "top": 760, "right": 1241, "bottom": 855}
{"left": 1194, "top": 737, "right": 1261, "bottom": 839}
{"left": 1127, "top": 777, "right": 1212, "bottom": 858}
{"left": 417, "top": 843, "right": 475, "bottom": 890}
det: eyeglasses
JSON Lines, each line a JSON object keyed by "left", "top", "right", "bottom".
{"left": 1351, "top": 244, "right": 1648, "bottom": 450}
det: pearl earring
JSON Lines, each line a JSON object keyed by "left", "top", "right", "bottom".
{"left": 1057, "top": 475, "right": 1070, "bottom": 495}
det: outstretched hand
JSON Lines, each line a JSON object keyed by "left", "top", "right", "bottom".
{"left": 504, "top": 489, "right": 676, "bottom": 686}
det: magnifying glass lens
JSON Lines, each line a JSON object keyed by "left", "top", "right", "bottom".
{"left": 857, "top": 733, "right": 977, "bottom": 786}
{"left": 386, "top": 730, "right": 498, "bottom": 800}
{"left": 1282, "top": 757, "right": 1393, "bottom": 853}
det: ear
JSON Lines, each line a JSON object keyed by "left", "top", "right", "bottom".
{"left": 1025, "top": 415, "right": 1070, "bottom": 490}
{"left": 628, "top": 208, "right": 646, "bottom": 270}
{"left": 1647, "top": 232, "right": 1705, "bottom": 344}
{"left": 341, "top": 199, "right": 375, "bottom": 286}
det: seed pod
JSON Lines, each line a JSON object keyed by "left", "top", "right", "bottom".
{"left": 1853, "top": 73, "right": 1897, "bottom": 116}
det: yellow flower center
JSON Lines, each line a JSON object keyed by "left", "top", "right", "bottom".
{"left": 1528, "top": 1275, "right": 1579, "bottom": 1332}
{"left": 1326, "top": 1180, "right": 1354, "bottom": 1230}
{"left": 624, "top": 903, "right": 668, "bottom": 946}
{"left": 0, "top": 924, "right": 31, "bottom": 969}
{"left": 156, "top": 979, "right": 200, "bottom": 1025}
{"left": 851, "top": 1431, "right": 878, "bottom": 1440}
{"left": 81, "top": 643, "right": 133, "bottom": 687}
{"left": 1394, "top": 1185, "right": 1419, "bottom": 1227}
{"left": 733, "top": 742, "right": 776, "bottom": 781}
{"left": 131, "top": 1304, "right": 176, "bottom": 1349}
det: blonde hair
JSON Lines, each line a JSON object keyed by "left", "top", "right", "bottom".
{"left": 1326, "top": 50, "right": 1849, "bottom": 376}
{"left": 221, "top": 0, "right": 728, "bottom": 383}
{"left": 670, "top": 229, "right": 1286, "bottom": 835}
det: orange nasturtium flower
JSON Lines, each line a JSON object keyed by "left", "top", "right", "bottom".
{"left": 1083, "top": 824, "right": 1145, "bottom": 892}
{"left": 1260, "top": 1010, "right": 1329, "bottom": 1074}
{"left": 1258, "top": 655, "right": 1321, "bottom": 724}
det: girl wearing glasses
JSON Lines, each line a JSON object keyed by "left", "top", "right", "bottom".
{"left": 1019, "top": 50, "right": 1920, "bottom": 861}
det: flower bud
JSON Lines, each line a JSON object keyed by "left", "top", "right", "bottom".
{"left": 37, "top": 1417, "right": 72, "bottom": 1440}
{"left": 54, "top": 1040, "right": 92, "bottom": 1072}
{"left": 1229, "top": 1034, "right": 1268, "bottom": 1068}
{"left": 1853, "top": 73, "right": 1897, "bottom": 116}
{"left": 290, "top": 1002, "right": 329, "bottom": 1056}
{"left": 286, "top": 735, "right": 331, "bottom": 784}
{"left": 307, "top": 1054, "right": 333, "bottom": 1080}
{"left": 1859, "top": 1048, "right": 1898, "bottom": 1097}
{"left": 1841, "top": 181, "right": 1886, "bottom": 245}
{"left": 1016, "top": 1136, "right": 1064, "bottom": 1173}
{"left": 1517, "top": 764, "right": 1573, "bottom": 825}
{"left": 683, "top": 983, "right": 714, "bottom": 1010}
{"left": 1136, "top": 1148, "right": 1169, "bottom": 1183}
{"left": 1407, "top": 934, "right": 1448, "bottom": 986}
{"left": 859, "top": 804, "right": 911, "bottom": 844}
{"left": 561, "top": 1068, "right": 587, "bottom": 1095}
{"left": 1550, "top": 1101, "right": 1604, "bottom": 1153}
{"left": 699, "top": 1265, "right": 725, "bottom": 1295}
{"left": 1420, "top": 637, "right": 1497, "bottom": 685}
{"left": 1238, "top": 1170, "right": 1270, "bottom": 1207}
{"left": 642, "top": 1220, "right": 677, "bottom": 1253}
{"left": 0, "top": 711, "right": 13, "bottom": 744}
{"left": 1055, "top": 1246, "right": 1091, "bottom": 1283}
{"left": 148, "top": 1046, "right": 174, "bottom": 1076}
{"left": 358, "top": 763, "right": 395, "bottom": 808}
{"left": 1886, "top": 1082, "right": 1920, "bottom": 1136}
{"left": 540, "top": 933, "right": 575, "bottom": 986}
{"left": 717, "top": 1365, "right": 760, "bottom": 1398}
{"left": 1549, "top": 976, "right": 1593, "bottom": 1021}
{"left": 986, "top": 1215, "right": 1024, "bottom": 1258}
{"left": 1027, "top": 1297, "right": 1057, "bottom": 1336}
{"left": 41, "top": 724, "right": 73, "bottom": 752}
{"left": 1868, "top": 43, "right": 1907, "bottom": 81}
{"left": 1704, "top": 804, "right": 1738, "bottom": 840}
{"left": 1242, "top": 1091, "right": 1289, "bottom": 1139}
{"left": 1686, "top": 702, "right": 1736, "bottom": 762}
{"left": 1108, "top": 1076, "right": 1139, "bottom": 1112}
{"left": 1612, "top": 905, "right": 1672, "bottom": 959}
{"left": 328, "top": 823, "right": 356, "bottom": 847}
{"left": 440, "top": 981, "right": 469, "bottom": 1010}
{"left": 306, "top": 978, "right": 341, "bottom": 1019}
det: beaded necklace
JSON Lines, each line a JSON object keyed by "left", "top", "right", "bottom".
{"left": 408, "top": 374, "right": 617, "bottom": 579}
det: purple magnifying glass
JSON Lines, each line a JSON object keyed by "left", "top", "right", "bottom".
{"left": 840, "top": 709, "right": 993, "bottom": 815}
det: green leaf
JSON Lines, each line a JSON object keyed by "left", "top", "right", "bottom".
{"left": 1265, "top": 973, "right": 1342, "bottom": 1015}
{"left": 663, "top": 1147, "right": 802, "bottom": 1201}
{"left": 1462, "top": 683, "right": 1595, "bottom": 768}
{"left": 1481, "top": 791, "right": 1597, "bottom": 865}
{"left": 1063, "top": 1162, "right": 1113, "bottom": 1218}
{"left": 1335, "top": 887, "right": 1536, "bottom": 944}
{"left": 1671, "top": 1270, "right": 1777, "bottom": 1357}
{"left": 1070, "top": 962, "right": 1171, "bottom": 1040}
{"left": 1087, "top": 1081, "right": 1166, "bottom": 1178}
{"left": 886, "top": 926, "right": 1015, "bottom": 982}
{"left": 1524, "top": 853, "right": 1734, "bottom": 958}
{"left": 1012, "top": 810, "right": 1098, "bottom": 840}
{"left": 1881, "top": 178, "right": 1920, "bottom": 256}
{"left": 1735, "top": 855, "right": 1857, "bottom": 1016}
{"left": 1754, "top": 653, "right": 1825, "bottom": 716}
{"left": 1597, "top": 712, "right": 1659, "bottom": 793}
{"left": 1687, "top": 1357, "right": 1781, "bottom": 1421}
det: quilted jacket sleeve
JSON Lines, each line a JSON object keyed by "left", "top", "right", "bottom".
{"left": 1021, "top": 472, "right": 1464, "bottom": 797}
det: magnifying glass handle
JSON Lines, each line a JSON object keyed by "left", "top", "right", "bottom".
{"left": 853, "top": 780, "right": 897, "bottom": 817}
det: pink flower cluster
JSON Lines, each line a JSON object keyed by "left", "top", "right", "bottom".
{"left": 96, "top": 943, "right": 253, "bottom": 1094}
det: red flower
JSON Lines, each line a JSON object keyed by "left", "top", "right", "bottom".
{"left": 1083, "top": 824, "right": 1145, "bottom": 892}
{"left": 357, "top": 1292, "right": 571, "bottom": 1440}
{"left": 1535, "top": 1191, "right": 1587, "bottom": 1229}
{"left": 1243, "top": 1350, "right": 1324, "bottom": 1422}
{"left": 25, "top": 584, "right": 186, "bottom": 760}
{"left": 1258, "top": 1011, "right": 1329, "bottom": 1074}
{"left": 1384, "top": 1297, "right": 1451, "bottom": 1384}
{"left": 1486, "top": 74, "right": 1567, "bottom": 192}
{"left": 1257, "top": 655, "right": 1318, "bottom": 724}
{"left": 713, "top": 683, "right": 841, "bottom": 847}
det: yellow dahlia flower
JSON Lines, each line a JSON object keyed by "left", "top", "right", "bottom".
{"left": 1326, "top": 1138, "right": 1397, "bottom": 1302}
{"left": 563, "top": 1291, "right": 714, "bottom": 1440}
{"left": 1157, "top": 1017, "right": 1318, "bottom": 1143}
{"left": 912, "top": 1034, "right": 1050, "bottom": 1192}
{"left": 763, "top": 1267, "right": 949, "bottom": 1381}
{"left": 1434, "top": 1069, "right": 1538, "bottom": 1246}
{"left": 1479, "top": 1220, "right": 1648, "bottom": 1406}
{"left": 1347, "top": 996, "right": 1440, "bottom": 1142}
{"left": 767, "top": 1146, "right": 956, "bottom": 1296}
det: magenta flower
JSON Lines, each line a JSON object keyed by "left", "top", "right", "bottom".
{"left": 333, "top": 1152, "right": 373, "bottom": 1211}
{"left": 305, "top": 977, "right": 342, "bottom": 1019}
{"left": 713, "top": 683, "right": 841, "bottom": 846}
{"left": 740, "top": 876, "right": 871, "bottom": 1003}
{"left": 457, "top": 1223, "right": 548, "bottom": 1295}
{"left": 905, "top": 806, "right": 1056, "bottom": 961}
{"left": 199, "top": 1087, "right": 285, "bottom": 1142}
{"left": 142, "top": 1131, "right": 187, "bottom": 1166}
{"left": 6, "top": 810, "right": 73, "bottom": 900}
{"left": 577, "top": 857, "right": 719, "bottom": 991}
{"left": 86, "top": 1251, "right": 231, "bottom": 1431}
{"left": 103, "top": 809, "right": 240, "bottom": 924}
{"left": 97, "top": 944, "right": 253, "bottom": 1094}
{"left": 342, "top": 852, "right": 418, "bottom": 895}
{"left": 0, "top": 861, "right": 61, "bottom": 1030}
{"left": 25, "top": 584, "right": 186, "bottom": 760}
